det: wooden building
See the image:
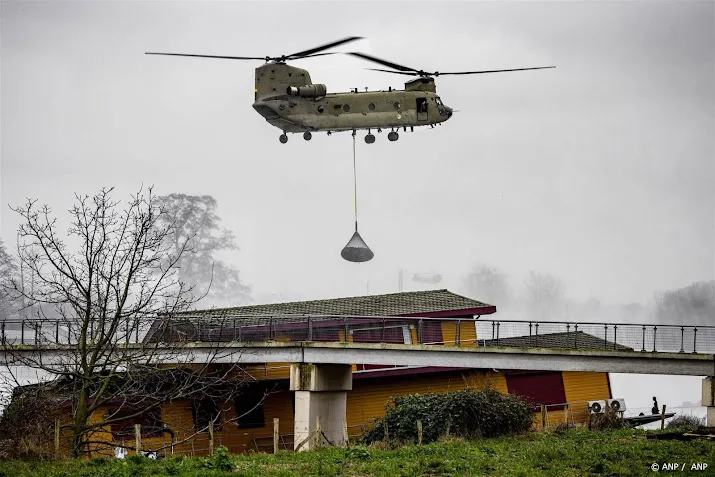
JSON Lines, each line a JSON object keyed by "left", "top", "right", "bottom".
{"left": 39, "top": 290, "right": 618, "bottom": 456}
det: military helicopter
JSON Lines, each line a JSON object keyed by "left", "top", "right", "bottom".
{"left": 146, "top": 37, "right": 554, "bottom": 144}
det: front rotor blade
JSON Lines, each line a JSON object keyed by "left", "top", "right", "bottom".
{"left": 437, "top": 66, "right": 556, "bottom": 75}
{"left": 365, "top": 68, "right": 417, "bottom": 76}
{"left": 348, "top": 52, "right": 420, "bottom": 73}
{"left": 146, "top": 52, "right": 266, "bottom": 60}
{"left": 287, "top": 36, "right": 364, "bottom": 59}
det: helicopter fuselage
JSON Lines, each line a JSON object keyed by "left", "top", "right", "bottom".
{"left": 252, "top": 63, "right": 453, "bottom": 136}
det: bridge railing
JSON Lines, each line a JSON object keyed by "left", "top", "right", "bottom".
{"left": 1, "top": 315, "right": 713, "bottom": 354}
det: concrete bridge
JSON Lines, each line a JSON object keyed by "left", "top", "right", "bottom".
{"left": 2, "top": 315, "right": 714, "bottom": 448}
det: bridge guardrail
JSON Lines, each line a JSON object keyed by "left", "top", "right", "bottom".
{"left": 1, "top": 315, "right": 713, "bottom": 355}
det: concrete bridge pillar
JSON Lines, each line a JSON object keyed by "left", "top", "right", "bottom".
{"left": 290, "top": 363, "right": 352, "bottom": 451}
{"left": 703, "top": 377, "right": 715, "bottom": 426}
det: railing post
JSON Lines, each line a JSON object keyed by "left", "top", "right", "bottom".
{"left": 693, "top": 327, "right": 698, "bottom": 354}
{"left": 534, "top": 323, "right": 538, "bottom": 347}
{"left": 604, "top": 324, "right": 608, "bottom": 349}
{"left": 381, "top": 318, "right": 386, "bottom": 343}
{"left": 613, "top": 325, "right": 617, "bottom": 350}
{"left": 529, "top": 322, "right": 533, "bottom": 336}
{"left": 574, "top": 324, "right": 578, "bottom": 349}
{"left": 679, "top": 327, "right": 685, "bottom": 353}
{"left": 496, "top": 322, "right": 500, "bottom": 345}
{"left": 455, "top": 320, "right": 461, "bottom": 346}
{"left": 491, "top": 321, "right": 495, "bottom": 341}
{"left": 270, "top": 317, "right": 274, "bottom": 341}
{"left": 641, "top": 325, "right": 646, "bottom": 352}
{"left": 233, "top": 318, "right": 237, "bottom": 341}
{"left": 55, "top": 321, "right": 59, "bottom": 344}
{"left": 1, "top": 321, "right": 5, "bottom": 343}
{"left": 652, "top": 326, "right": 657, "bottom": 352}
{"left": 21, "top": 321, "right": 24, "bottom": 345}
{"left": 418, "top": 319, "right": 423, "bottom": 344}
{"left": 308, "top": 316, "right": 313, "bottom": 341}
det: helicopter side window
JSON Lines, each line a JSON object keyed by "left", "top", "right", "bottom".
{"left": 417, "top": 98, "right": 428, "bottom": 113}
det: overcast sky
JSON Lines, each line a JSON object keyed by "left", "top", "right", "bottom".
{"left": 1, "top": 1, "right": 713, "bottom": 412}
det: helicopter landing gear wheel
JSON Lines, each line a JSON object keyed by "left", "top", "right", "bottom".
{"left": 279, "top": 133, "right": 288, "bottom": 144}
{"left": 387, "top": 131, "right": 399, "bottom": 142}
{"left": 303, "top": 132, "right": 312, "bottom": 141}
{"left": 365, "top": 133, "right": 375, "bottom": 144}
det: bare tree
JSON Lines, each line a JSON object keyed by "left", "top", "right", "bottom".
{"left": 0, "top": 187, "right": 247, "bottom": 457}
{"left": 523, "top": 271, "right": 565, "bottom": 321}
{"left": 462, "top": 263, "right": 511, "bottom": 306}
{"left": 0, "top": 240, "right": 19, "bottom": 319}
{"left": 155, "top": 194, "right": 250, "bottom": 308}
{"left": 654, "top": 280, "right": 715, "bottom": 325}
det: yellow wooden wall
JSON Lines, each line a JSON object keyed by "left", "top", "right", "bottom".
{"left": 440, "top": 321, "right": 478, "bottom": 346}
{"left": 346, "top": 370, "right": 507, "bottom": 430}
{"left": 562, "top": 371, "right": 612, "bottom": 426}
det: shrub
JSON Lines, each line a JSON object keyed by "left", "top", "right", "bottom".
{"left": 666, "top": 415, "right": 705, "bottom": 430}
{"left": 590, "top": 407, "right": 625, "bottom": 431}
{"left": 0, "top": 390, "right": 57, "bottom": 460}
{"left": 359, "top": 388, "right": 533, "bottom": 445}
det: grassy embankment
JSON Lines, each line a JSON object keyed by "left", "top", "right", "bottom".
{"left": 0, "top": 428, "right": 712, "bottom": 477}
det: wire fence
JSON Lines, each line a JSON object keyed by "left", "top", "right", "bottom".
{"left": 1, "top": 315, "right": 714, "bottom": 354}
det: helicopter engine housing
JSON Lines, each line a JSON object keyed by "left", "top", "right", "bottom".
{"left": 286, "top": 84, "right": 327, "bottom": 98}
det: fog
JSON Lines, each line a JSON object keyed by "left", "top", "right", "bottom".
{"left": 1, "top": 1, "right": 713, "bottom": 418}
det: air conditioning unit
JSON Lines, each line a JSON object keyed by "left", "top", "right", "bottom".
{"left": 588, "top": 400, "right": 607, "bottom": 414}
{"left": 607, "top": 398, "right": 626, "bottom": 412}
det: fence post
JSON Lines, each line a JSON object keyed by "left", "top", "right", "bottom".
{"left": 209, "top": 420, "right": 215, "bottom": 455}
{"left": 343, "top": 418, "right": 349, "bottom": 447}
{"left": 135, "top": 424, "right": 141, "bottom": 455}
{"left": 563, "top": 404, "right": 569, "bottom": 428}
{"left": 660, "top": 405, "right": 667, "bottom": 430}
{"left": 315, "top": 416, "right": 322, "bottom": 449}
{"left": 55, "top": 419, "right": 61, "bottom": 459}
{"left": 383, "top": 420, "right": 389, "bottom": 441}
{"left": 417, "top": 420, "right": 423, "bottom": 445}
{"left": 541, "top": 404, "right": 546, "bottom": 429}
{"left": 273, "top": 418, "right": 279, "bottom": 453}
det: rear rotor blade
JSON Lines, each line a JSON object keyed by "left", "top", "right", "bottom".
{"left": 145, "top": 52, "right": 266, "bottom": 60}
{"left": 348, "top": 52, "right": 421, "bottom": 73}
{"left": 287, "top": 36, "right": 364, "bottom": 59}
{"left": 437, "top": 66, "right": 556, "bottom": 76}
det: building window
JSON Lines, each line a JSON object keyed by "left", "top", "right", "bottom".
{"left": 368, "top": 103, "right": 375, "bottom": 111}
{"left": 192, "top": 398, "right": 222, "bottom": 433}
{"left": 108, "top": 407, "right": 164, "bottom": 440}
{"left": 235, "top": 394, "right": 265, "bottom": 429}
{"left": 343, "top": 104, "right": 351, "bottom": 112}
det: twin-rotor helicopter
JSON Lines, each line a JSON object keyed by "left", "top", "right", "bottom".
{"left": 146, "top": 37, "right": 554, "bottom": 144}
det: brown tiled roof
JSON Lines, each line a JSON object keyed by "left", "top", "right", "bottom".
{"left": 482, "top": 331, "right": 633, "bottom": 352}
{"left": 172, "top": 289, "right": 494, "bottom": 318}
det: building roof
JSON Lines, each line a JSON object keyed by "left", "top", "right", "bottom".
{"left": 171, "top": 289, "right": 495, "bottom": 319}
{"left": 482, "top": 331, "right": 633, "bottom": 352}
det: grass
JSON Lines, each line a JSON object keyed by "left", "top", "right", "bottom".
{"left": 0, "top": 428, "right": 713, "bottom": 477}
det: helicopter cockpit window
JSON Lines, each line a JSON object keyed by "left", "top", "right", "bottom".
{"left": 435, "top": 97, "right": 444, "bottom": 107}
